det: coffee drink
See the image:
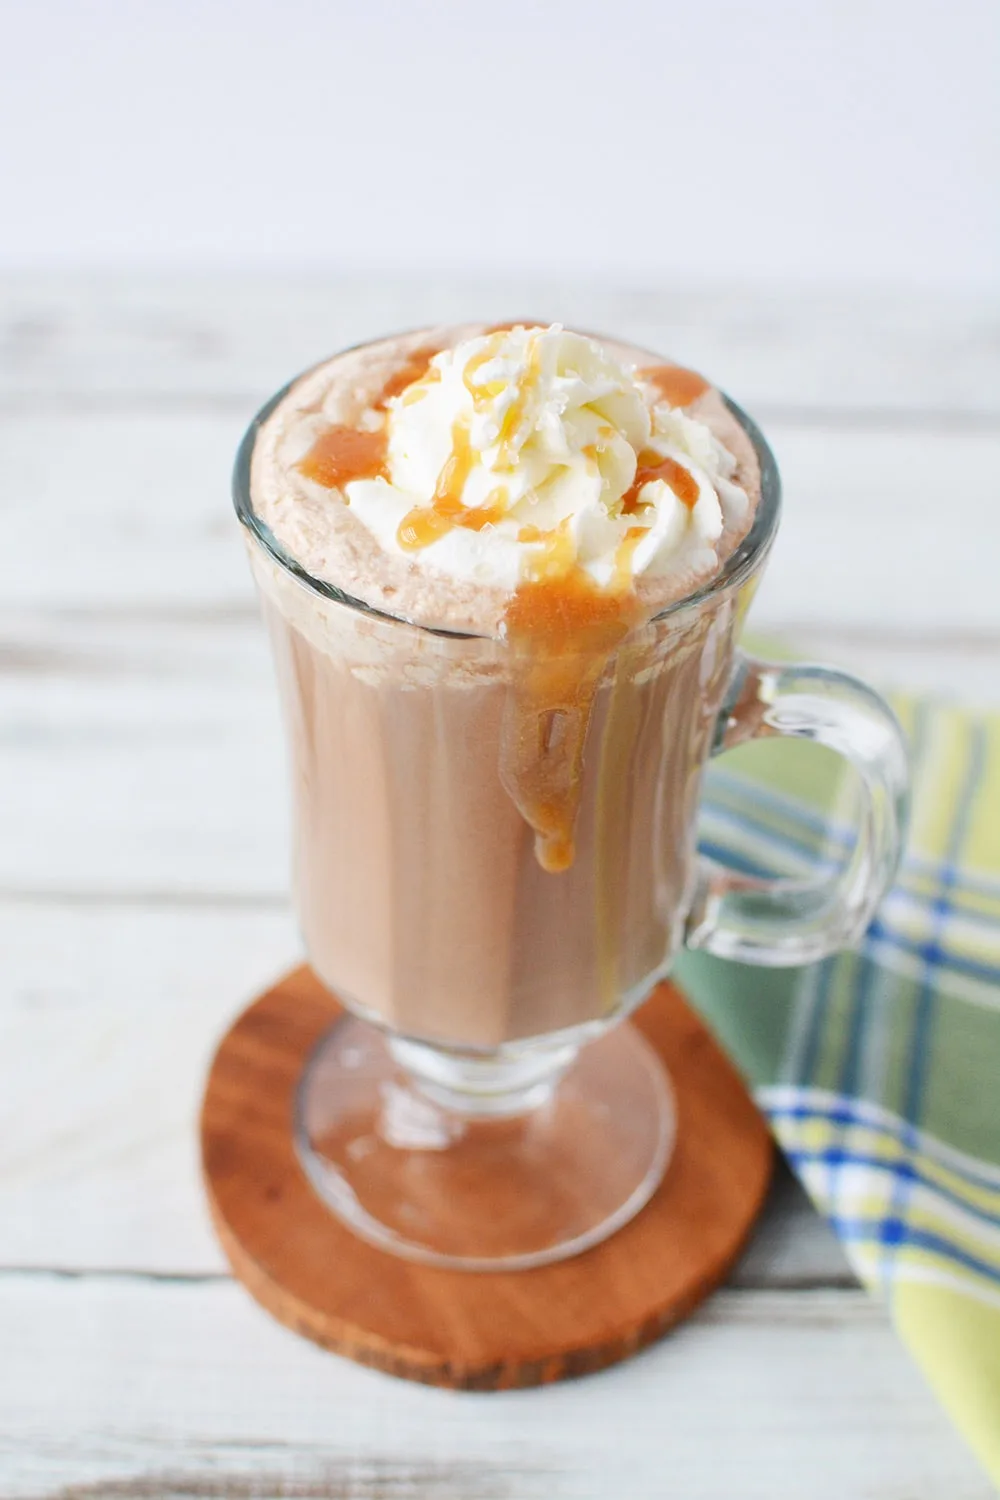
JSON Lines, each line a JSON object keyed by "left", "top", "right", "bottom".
{"left": 245, "top": 325, "right": 762, "bottom": 1048}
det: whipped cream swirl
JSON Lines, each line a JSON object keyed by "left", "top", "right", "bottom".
{"left": 342, "top": 325, "right": 748, "bottom": 594}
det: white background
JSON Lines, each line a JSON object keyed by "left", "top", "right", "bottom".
{"left": 1, "top": 0, "right": 996, "bottom": 286}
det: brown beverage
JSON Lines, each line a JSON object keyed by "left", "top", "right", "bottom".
{"left": 244, "top": 324, "right": 763, "bottom": 1049}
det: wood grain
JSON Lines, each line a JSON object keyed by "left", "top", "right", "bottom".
{"left": 201, "top": 968, "right": 772, "bottom": 1389}
{"left": 2, "top": 1278, "right": 992, "bottom": 1500}
{"left": 2, "top": 274, "right": 997, "bottom": 416}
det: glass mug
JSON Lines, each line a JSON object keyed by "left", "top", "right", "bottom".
{"left": 234, "top": 351, "right": 909, "bottom": 1270}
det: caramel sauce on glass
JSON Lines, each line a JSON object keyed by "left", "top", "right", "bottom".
{"left": 499, "top": 530, "right": 640, "bottom": 873}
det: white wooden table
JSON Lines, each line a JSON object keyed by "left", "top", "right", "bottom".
{"left": 2, "top": 276, "right": 997, "bottom": 1498}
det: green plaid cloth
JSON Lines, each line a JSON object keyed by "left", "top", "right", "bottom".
{"left": 677, "top": 688, "right": 1000, "bottom": 1484}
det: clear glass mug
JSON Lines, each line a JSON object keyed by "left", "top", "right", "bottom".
{"left": 234, "top": 361, "right": 909, "bottom": 1270}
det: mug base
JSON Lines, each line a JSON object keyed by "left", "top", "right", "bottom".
{"left": 295, "top": 1015, "right": 675, "bottom": 1271}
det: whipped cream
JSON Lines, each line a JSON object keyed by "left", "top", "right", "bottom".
{"left": 340, "top": 325, "right": 749, "bottom": 597}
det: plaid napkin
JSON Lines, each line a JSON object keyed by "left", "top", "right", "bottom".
{"left": 676, "top": 686, "right": 1000, "bottom": 1484}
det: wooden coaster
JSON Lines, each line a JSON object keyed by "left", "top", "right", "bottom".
{"left": 201, "top": 967, "right": 772, "bottom": 1389}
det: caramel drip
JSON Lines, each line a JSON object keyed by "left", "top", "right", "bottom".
{"left": 499, "top": 527, "right": 640, "bottom": 874}
{"left": 496, "top": 335, "right": 543, "bottom": 463}
{"left": 373, "top": 343, "right": 444, "bottom": 409}
{"left": 459, "top": 329, "right": 543, "bottom": 457}
{"left": 397, "top": 421, "right": 507, "bottom": 551}
{"left": 461, "top": 338, "right": 505, "bottom": 405}
{"left": 612, "top": 525, "right": 650, "bottom": 593}
{"left": 500, "top": 435, "right": 697, "bottom": 874}
{"left": 639, "top": 363, "right": 711, "bottom": 408}
{"left": 621, "top": 450, "right": 699, "bottom": 515}
{"left": 395, "top": 328, "right": 544, "bottom": 554}
{"left": 297, "top": 425, "right": 387, "bottom": 489}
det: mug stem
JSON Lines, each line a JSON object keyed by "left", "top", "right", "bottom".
{"left": 388, "top": 1034, "right": 580, "bottom": 1117}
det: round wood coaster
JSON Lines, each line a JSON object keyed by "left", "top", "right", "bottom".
{"left": 201, "top": 967, "right": 772, "bottom": 1390}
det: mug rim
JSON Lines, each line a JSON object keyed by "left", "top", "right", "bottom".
{"left": 232, "top": 332, "right": 783, "bottom": 640}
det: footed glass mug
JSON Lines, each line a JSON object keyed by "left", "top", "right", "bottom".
{"left": 235, "top": 367, "right": 909, "bottom": 1270}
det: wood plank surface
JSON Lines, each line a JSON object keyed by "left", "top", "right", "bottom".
{"left": 2, "top": 274, "right": 997, "bottom": 417}
{"left": 2, "top": 1278, "right": 994, "bottom": 1500}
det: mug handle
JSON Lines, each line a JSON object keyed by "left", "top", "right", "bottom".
{"left": 685, "top": 653, "right": 910, "bottom": 966}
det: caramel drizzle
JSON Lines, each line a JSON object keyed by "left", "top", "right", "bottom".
{"left": 373, "top": 343, "right": 443, "bottom": 409}
{"left": 297, "top": 347, "right": 445, "bottom": 489}
{"left": 394, "top": 330, "right": 547, "bottom": 553}
{"left": 397, "top": 420, "right": 508, "bottom": 551}
{"left": 638, "top": 362, "right": 711, "bottom": 407}
{"left": 612, "top": 525, "right": 650, "bottom": 593}
{"left": 456, "top": 327, "right": 545, "bottom": 466}
{"left": 496, "top": 333, "right": 543, "bottom": 464}
{"left": 461, "top": 340, "right": 506, "bottom": 406}
{"left": 621, "top": 450, "right": 700, "bottom": 514}
{"left": 297, "top": 425, "right": 387, "bottom": 489}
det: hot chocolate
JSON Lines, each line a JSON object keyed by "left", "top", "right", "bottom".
{"left": 246, "top": 324, "right": 761, "bottom": 1047}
